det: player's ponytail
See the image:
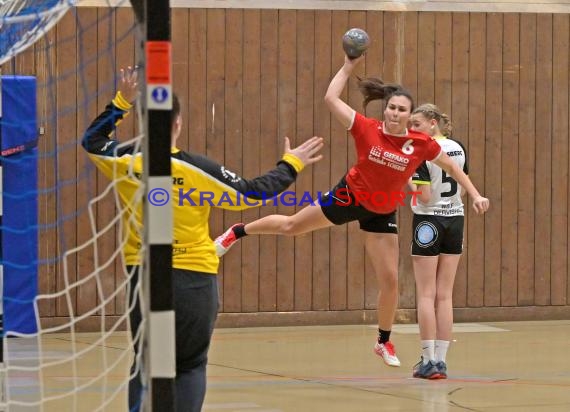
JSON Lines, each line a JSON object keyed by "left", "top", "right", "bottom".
{"left": 357, "top": 77, "right": 414, "bottom": 110}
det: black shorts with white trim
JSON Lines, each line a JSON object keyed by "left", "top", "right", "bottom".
{"left": 411, "top": 214, "right": 464, "bottom": 256}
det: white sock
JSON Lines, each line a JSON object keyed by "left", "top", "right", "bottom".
{"left": 420, "top": 340, "right": 435, "bottom": 364}
{"left": 435, "top": 340, "right": 450, "bottom": 362}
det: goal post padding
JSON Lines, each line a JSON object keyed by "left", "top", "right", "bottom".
{"left": 1, "top": 75, "right": 38, "bottom": 335}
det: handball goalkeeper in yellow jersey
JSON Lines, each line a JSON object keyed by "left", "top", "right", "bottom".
{"left": 82, "top": 66, "right": 324, "bottom": 412}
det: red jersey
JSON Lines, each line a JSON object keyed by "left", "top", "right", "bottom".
{"left": 346, "top": 112, "right": 442, "bottom": 214}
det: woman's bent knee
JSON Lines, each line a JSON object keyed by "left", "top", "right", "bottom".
{"left": 280, "top": 218, "right": 301, "bottom": 236}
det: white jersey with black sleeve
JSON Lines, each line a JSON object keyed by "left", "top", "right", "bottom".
{"left": 411, "top": 137, "right": 468, "bottom": 216}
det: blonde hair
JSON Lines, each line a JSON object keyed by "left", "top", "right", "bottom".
{"left": 412, "top": 103, "right": 452, "bottom": 137}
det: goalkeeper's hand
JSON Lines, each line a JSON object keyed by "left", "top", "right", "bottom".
{"left": 118, "top": 65, "right": 138, "bottom": 103}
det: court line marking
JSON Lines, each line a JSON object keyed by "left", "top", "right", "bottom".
{"left": 203, "top": 403, "right": 260, "bottom": 409}
{"left": 384, "top": 323, "right": 509, "bottom": 334}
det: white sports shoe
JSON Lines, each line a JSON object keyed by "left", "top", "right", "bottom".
{"left": 374, "top": 341, "right": 401, "bottom": 367}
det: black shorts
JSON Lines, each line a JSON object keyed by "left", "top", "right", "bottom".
{"left": 319, "top": 176, "right": 398, "bottom": 234}
{"left": 411, "top": 214, "right": 464, "bottom": 256}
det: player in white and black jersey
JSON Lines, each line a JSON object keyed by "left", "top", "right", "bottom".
{"left": 411, "top": 137, "right": 467, "bottom": 218}
{"left": 408, "top": 103, "right": 469, "bottom": 380}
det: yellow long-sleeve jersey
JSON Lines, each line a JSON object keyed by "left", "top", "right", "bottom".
{"left": 82, "top": 94, "right": 304, "bottom": 274}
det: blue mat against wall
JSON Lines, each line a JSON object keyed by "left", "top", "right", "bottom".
{"left": 1, "top": 75, "right": 38, "bottom": 335}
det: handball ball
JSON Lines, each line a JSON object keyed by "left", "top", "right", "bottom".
{"left": 342, "top": 28, "right": 370, "bottom": 59}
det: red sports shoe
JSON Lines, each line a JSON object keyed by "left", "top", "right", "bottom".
{"left": 374, "top": 341, "right": 401, "bottom": 367}
{"left": 214, "top": 224, "right": 243, "bottom": 256}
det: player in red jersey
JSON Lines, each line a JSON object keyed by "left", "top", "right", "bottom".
{"left": 215, "top": 54, "right": 489, "bottom": 367}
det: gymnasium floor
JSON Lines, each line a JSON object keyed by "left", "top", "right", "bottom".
{"left": 3, "top": 320, "right": 570, "bottom": 411}
{"left": 205, "top": 321, "right": 570, "bottom": 412}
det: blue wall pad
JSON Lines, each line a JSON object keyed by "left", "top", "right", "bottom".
{"left": 1, "top": 75, "right": 38, "bottom": 335}
{"left": 1, "top": 76, "right": 38, "bottom": 155}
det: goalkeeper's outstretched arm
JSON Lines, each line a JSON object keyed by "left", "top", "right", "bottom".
{"left": 82, "top": 67, "right": 139, "bottom": 157}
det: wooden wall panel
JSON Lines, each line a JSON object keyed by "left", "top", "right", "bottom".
{"left": 258, "top": 9, "right": 279, "bottom": 312}
{"left": 518, "top": 13, "right": 537, "bottom": 306}
{"left": 241, "top": 9, "right": 262, "bottom": 313}
{"left": 551, "top": 15, "right": 569, "bottom": 306}
{"left": 187, "top": 9, "right": 208, "bottom": 154}
{"left": 113, "top": 7, "right": 135, "bottom": 318}
{"left": 172, "top": 9, "right": 190, "bottom": 150}
{"left": 466, "top": 13, "right": 486, "bottom": 308}
{"left": 55, "top": 12, "right": 78, "bottom": 318}
{"left": 535, "top": 14, "right": 553, "bottom": 306}
{"left": 35, "top": 27, "right": 58, "bottom": 320}
{"left": 76, "top": 7, "right": 98, "bottom": 318}
{"left": 398, "top": 11, "right": 418, "bottom": 311}
{"left": 346, "top": 10, "right": 367, "bottom": 311}
{"left": 295, "top": 10, "right": 316, "bottom": 311}
{"left": 450, "top": 12, "right": 470, "bottom": 308}
{"left": 222, "top": 9, "right": 244, "bottom": 313}
{"left": 95, "top": 7, "right": 120, "bottom": 319}
{"left": 5, "top": 7, "right": 570, "bottom": 329}
{"left": 382, "top": 12, "right": 402, "bottom": 84}
{"left": 329, "top": 11, "right": 349, "bottom": 311}
{"left": 363, "top": 11, "right": 383, "bottom": 310}
{"left": 312, "top": 10, "right": 333, "bottom": 311}
{"left": 434, "top": 13, "right": 452, "bottom": 113}
{"left": 276, "top": 10, "right": 297, "bottom": 312}
{"left": 484, "top": 13, "right": 502, "bottom": 307}
{"left": 205, "top": 9, "right": 226, "bottom": 310}
{"left": 417, "top": 12, "right": 435, "bottom": 103}
{"left": 501, "top": 13, "right": 520, "bottom": 307}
